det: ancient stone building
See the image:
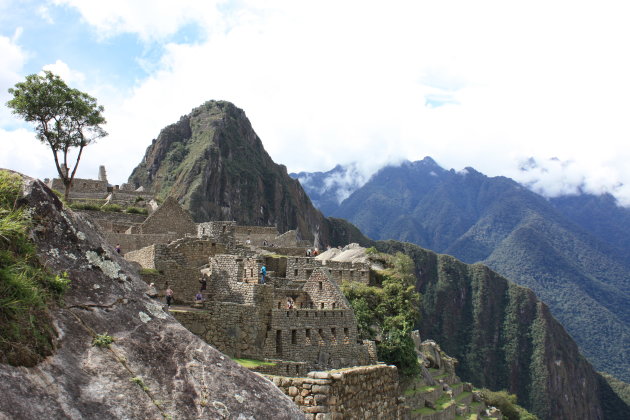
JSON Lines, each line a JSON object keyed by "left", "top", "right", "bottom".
{"left": 46, "top": 165, "right": 151, "bottom": 206}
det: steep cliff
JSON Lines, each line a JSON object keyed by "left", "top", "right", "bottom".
{"left": 0, "top": 171, "right": 305, "bottom": 419}
{"left": 376, "top": 240, "right": 630, "bottom": 420}
{"left": 128, "top": 100, "right": 369, "bottom": 247}
{"left": 304, "top": 159, "right": 630, "bottom": 384}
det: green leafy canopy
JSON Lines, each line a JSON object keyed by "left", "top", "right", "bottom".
{"left": 6, "top": 71, "right": 107, "bottom": 201}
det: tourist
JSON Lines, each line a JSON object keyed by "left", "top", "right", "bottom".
{"left": 313, "top": 248, "right": 319, "bottom": 256}
{"left": 306, "top": 248, "right": 312, "bottom": 257}
{"left": 199, "top": 275, "right": 207, "bottom": 291}
{"left": 195, "top": 291, "right": 203, "bottom": 303}
{"left": 165, "top": 286, "right": 174, "bottom": 308}
{"left": 287, "top": 298, "right": 294, "bottom": 309}
{"left": 146, "top": 282, "right": 158, "bottom": 298}
{"left": 260, "top": 265, "right": 267, "bottom": 284}
{"left": 115, "top": 243, "right": 121, "bottom": 254}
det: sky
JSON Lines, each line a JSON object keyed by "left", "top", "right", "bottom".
{"left": 1, "top": 0, "right": 630, "bottom": 205}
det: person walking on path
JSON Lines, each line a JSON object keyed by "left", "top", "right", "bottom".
{"left": 199, "top": 275, "right": 207, "bottom": 292}
{"left": 165, "top": 287, "right": 174, "bottom": 308}
{"left": 260, "top": 265, "right": 267, "bottom": 284}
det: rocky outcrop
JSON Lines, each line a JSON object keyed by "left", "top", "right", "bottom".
{"left": 128, "top": 100, "right": 371, "bottom": 248}
{"left": 0, "top": 174, "right": 304, "bottom": 419}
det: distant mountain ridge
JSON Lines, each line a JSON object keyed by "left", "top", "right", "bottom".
{"left": 297, "top": 159, "right": 630, "bottom": 382}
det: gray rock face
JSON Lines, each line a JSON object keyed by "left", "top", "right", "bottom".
{"left": 0, "top": 175, "right": 305, "bottom": 419}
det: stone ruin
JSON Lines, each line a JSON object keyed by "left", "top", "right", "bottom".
{"left": 45, "top": 165, "right": 152, "bottom": 207}
{"left": 84, "top": 197, "right": 378, "bottom": 375}
{"left": 76, "top": 187, "right": 498, "bottom": 419}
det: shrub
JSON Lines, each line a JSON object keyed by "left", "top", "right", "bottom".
{"left": 92, "top": 333, "right": 114, "bottom": 348}
{"left": 481, "top": 389, "right": 539, "bottom": 420}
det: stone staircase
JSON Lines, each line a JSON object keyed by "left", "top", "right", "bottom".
{"left": 404, "top": 337, "right": 502, "bottom": 420}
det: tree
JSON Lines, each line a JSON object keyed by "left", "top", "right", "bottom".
{"left": 6, "top": 71, "right": 107, "bottom": 201}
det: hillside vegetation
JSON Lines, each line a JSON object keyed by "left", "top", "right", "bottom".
{"left": 310, "top": 159, "right": 630, "bottom": 383}
{"left": 376, "top": 240, "right": 630, "bottom": 420}
{"left": 0, "top": 170, "right": 69, "bottom": 366}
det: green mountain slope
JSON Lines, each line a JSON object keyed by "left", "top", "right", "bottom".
{"left": 376, "top": 240, "right": 630, "bottom": 420}
{"left": 320, "top": 160, "right": 630, "bottom": 383}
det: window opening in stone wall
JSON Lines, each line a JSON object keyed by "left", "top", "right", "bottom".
{"left": 292, "top": 330, "right": 297, "bottom": 345}
{"left": 332, "top": 302, "right": 336, "bottom": 309}
{"left": 331, "top": 328, "right": 337, "bottom": 344}
{"left": 318, "top": 329, "right": 324, "bottom": 344}
{"left": 222, "top": 226, "right": 226, "bottom": 233}
{"left": 320, "top": 302, "right": 325, "bottom": 309}
{"left": 276, "top": 330, "right": 283, "bottom": 356}
{"left": 318, "top": 281, "right": 323, "bottom": 290}
{"left": 350, "top": 271, "right": 354, "bottom": 278}
{"left": 305, "top": 329, "right": 311, "bottom": 344}
{"left": 278, "top": 302, "right": 281, "bottom": 309}
{"left": 294, "top": 269, "right": 298, "bottom": 277}
{"left": 344, "top": 328, "right": 349, "bottom": 344}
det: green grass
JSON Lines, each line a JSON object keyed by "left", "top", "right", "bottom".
{"left": 0, "top": 170, "right": 69, "bottom": 366}
{"left": 68, "top": 202, "right": 101, "bottom": 211}
{"left": 412, "top": 407, "right": 436, "bottom": 415}
{"left": 232, "top": 358, "right": 276, "bottom": 368}
{"left": 404, "top": 385, "right": 437, "bottom": 396}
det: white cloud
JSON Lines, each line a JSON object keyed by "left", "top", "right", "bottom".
{"left": 52, "top": 0, "right": 226, "bottom": 41}
{"left": 43, "top": 59, "right": 85, "bottom": 84}
{"left": 0, "top": 31, "right": 28, "bottom": 126}
{"left": 3, "top": 0, "right": 630, "bottom": 207}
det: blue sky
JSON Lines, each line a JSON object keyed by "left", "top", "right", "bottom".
{"left": 1, "top": 0, "right": 630, "bottom": 205}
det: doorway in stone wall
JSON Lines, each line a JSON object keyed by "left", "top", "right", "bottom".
{"left": 276, "top": 330, "right": 283, "bottom": 356}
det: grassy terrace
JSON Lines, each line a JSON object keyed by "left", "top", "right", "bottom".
{"left": 404, "top": 385, "right": 437, "bottom": 396}
{"left": 232, "top": 358, "right": 276, "bottom": 369}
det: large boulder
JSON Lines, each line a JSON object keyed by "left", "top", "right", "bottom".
{"left": 0, "top": 174, "right": 304, "bottom": 419}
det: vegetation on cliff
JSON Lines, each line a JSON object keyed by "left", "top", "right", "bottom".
{"left": 342, "top": 252, "right": 420, "bottom": 377}
{"left": 0, "top": 170, "right": 69, "bottom": 366}
{"left": 307, "top": 159, "right": 630, "bottom": 384}
{"left": 374, "top": 239, "right": 624, "bottom": 420}
{"left": 480, "top": 389, "right": 538, "bottom": 420}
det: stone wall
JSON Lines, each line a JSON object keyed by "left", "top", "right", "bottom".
{"left": 302, "top": 268, "right": 350, "bottom": 310}
{"left": 266, "top": 365, "right": 403, "bottom": 419}
{"left": 234, "top": 225, "right": 279, "bottom": 246}
{"left": 262, "top": 246, "right": 308, "bottom": 257}
{"left": 103, "top": 232, "right": 180, "bottom": 254}
{"left": 48, "top": 177, "right": 108, "bottom": 195}
{"left": 197, "top": 221, "right": 237, "bottom": 248}
{"left": 78, "top": 210, "right": 146, "bottom": 233}
{"left": 125, "top": 245, "right": 157, "bottom": 269}
{"left": 171, "top": 300, "right": 270, "bottom": 359}
{"left": 320, "top": 260, "right": 371, "bottom": 285}
{"left": 135, "top": 196, "right": 196, "bottom": 236}
{"left": 262, "top": 308, "right": 369, "bottom": 369}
